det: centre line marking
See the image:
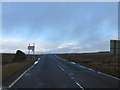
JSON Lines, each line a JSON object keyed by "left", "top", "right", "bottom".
{"left": 75, "top": 81, "right": 84, "bottom": 90}
{"left": 58, "top": 65, "right": 64, "bottom": 71}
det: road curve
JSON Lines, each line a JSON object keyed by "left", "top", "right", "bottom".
{"left": 9, "top": 54, "right": 119, "bottom": 88}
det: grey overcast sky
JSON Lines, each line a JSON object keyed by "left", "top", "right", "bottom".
{"left": 2, "top": 2, "right": 118, "bottom": 54}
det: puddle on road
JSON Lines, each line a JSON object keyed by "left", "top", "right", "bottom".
{"left": 24, "top": 73, "right": 31, "bottom": 77}
{"left": 68, "top": 73, "right": 74, "bottom": 77}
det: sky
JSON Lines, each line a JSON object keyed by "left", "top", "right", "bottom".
{"left": 1, "top": 2, "right": 118, "bottom": 54}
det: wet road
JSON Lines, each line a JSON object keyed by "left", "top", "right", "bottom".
{"left": 10, "top": 54, "right": 119, "bottom": 88}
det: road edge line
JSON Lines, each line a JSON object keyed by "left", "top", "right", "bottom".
{"left": 8, "top": 64, "right": 34, "bottom": 88}
{"left": 76, "top": 64, "right": 120, "bottom": 80}
{"left": 8, "top": 57, "right": 42, "bottom": 88}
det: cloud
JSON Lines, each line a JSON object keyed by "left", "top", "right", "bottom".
{"left": 2, "top": 2, "right": 118, "bottom": 53}
{"left": 1, "top": 34, "right": 116, "bottom": 54}
{"left": 1, "top": 40, "right": 28, "bottom": 53}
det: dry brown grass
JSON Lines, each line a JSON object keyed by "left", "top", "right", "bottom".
{"left": 2, "top": 53, "right": 15, "bottom": 65}
{"left": 2, "top": 53, "right": 42, "bottom": 81}
{"left": 57, "top": 52, "right": 120, "bottom": 77}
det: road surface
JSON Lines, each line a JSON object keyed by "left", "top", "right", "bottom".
{"left": 9, "top": 54, "right": 119, "bottom": 88}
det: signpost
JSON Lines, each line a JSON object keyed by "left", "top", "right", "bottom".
{"left": 28, "top": 43, "right": 35, "bottom": 55}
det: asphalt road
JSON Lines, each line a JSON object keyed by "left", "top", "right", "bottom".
{"left": 10, "top": 54, "right": 119, "bottom": 88}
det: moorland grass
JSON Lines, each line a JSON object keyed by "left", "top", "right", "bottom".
{"left": 58, "top": 53, "right": 119, "bottom": 77}
{"left": 2, "top": 56, "right": 39, "bottom": 81}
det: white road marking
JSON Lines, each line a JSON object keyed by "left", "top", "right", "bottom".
{"left": 57, "top": 64, "right": 84, "bottom": 89}
{"left": 97, "top": 71, "right": 120, "bottom": 80}
{"left": 56, "top": 57, "right": 84, "bottom": 89}
{"left": 34, "top": 61, "right": 39, "bottom": 65}
{"left": 71, "top": 62, "right": 76, "bottom": 64}
{"left": 8, "top": 59, "right": 40, "bottom": 88}
{"left": 8, "top": 66, "right": 33, "bottom": 88}
{"left": 78, "top": 64, "right": 120, "bottom": 80}
{"left": 38, "top": 58, "right": 40, "bottom": 60}
{"left": 58, "top": 65, "right": 64, "bottom": 71}
{"left": 75, "top": 81, "right": 84, "bottom": 90}
{"left": 87, "top": 68, "right": 95, "bottom": 72}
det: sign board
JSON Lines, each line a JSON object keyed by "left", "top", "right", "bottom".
{"left": 28, "top": 43, "right": 35, "bottom": 54}
{"left": 28, "top": 46, "right": 35, "bottom": 51}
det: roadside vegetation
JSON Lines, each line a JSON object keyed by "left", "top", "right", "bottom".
{"left": 2, "top": 50, "right": 42, "bottom": 82}
{"left": 57, "top": 52, "right": 120, "bottom": 77}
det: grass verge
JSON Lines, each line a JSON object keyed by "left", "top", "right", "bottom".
{"left": 2, "top": 56, "right": 38, "bottom": 82}
{"left": 57, "top": 53, "right": 120, "bottom": 77}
